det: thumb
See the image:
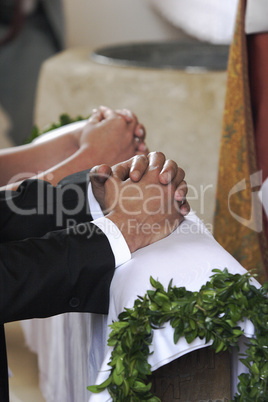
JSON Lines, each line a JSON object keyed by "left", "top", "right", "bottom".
{"left": 112, "top": 160, "right": 132, "bottom": 182}
{"left": 112, "top": 155, "right": 149, "bottom": 182}
{"left": 90, "top": 164, "right": 112, "bottom": 185}
{"left": 88, "top": 108, "right": 103, "bottom": 124}
{"left": 90, "top": 165, "right": 112, "bottom": 212}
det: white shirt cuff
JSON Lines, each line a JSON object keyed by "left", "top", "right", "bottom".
{"left": 87, "top": 182, "right": 104, "bottom": 220}
{"left": 92, "top": 217, "right": 131, "bottom": 267}
{"left": 88, "top": 183, "right": 131, "bottom": 267}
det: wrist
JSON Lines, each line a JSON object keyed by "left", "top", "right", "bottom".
{"left": 106, "top": 212, "right": 138, "bottom": 253}
{"left": 72, "top": 123, "right": 85, "bottom": 144}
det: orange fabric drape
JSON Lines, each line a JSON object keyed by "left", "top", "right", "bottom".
{"left": 214, "top": 0, "right": 268, "bottom": 283}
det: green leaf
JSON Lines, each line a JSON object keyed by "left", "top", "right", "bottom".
{"left": 87, "top": 375, "right": 112, "bottom": 392}
{"left": 189, "top": 319, "right": 196, "bottom": 330}
{"left": 112, "top": 369, "right": 123, "bottom": 386}
{"left": 115, "top": 357, "right": 124, "bottom": 374}
{"left": 87, "top": 385, "right": 102, "bottom": 394}
{"left": 185, "top": 330, "right": 198, "bottom": 344}
{"left": 233, "top": 329, "right": 243, "bottom": 337}
{"left": 132, "top": 381, "right": 152, "bottom": 393}
{"left": 173, "top": 327, "right": 182, "bottom": 344}
{"left": 251, "top": 363, "right": 260, "bottom": 376}
{"left": 215, "top": 341, "right": 225, "bottom": 353}
{"left": 122, "top": 379, "right": 130, "bottom": 396}
{"left": 150, "top": 277, "right": 164, "bottom": 291}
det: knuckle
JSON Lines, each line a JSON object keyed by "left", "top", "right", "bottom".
{"left": 182, "top": 182, "right": 188, "bottom": 195}
{"left": 149, "top": 151, "right": 166, "bottom": 167}
{"left": 180, "top": 179, "right": 187, "bottom": 189}
{"left": 178, "top": 167, "right": 185, "bottom": 178}
{"left": 153, "top": 151, "right": 165, "bottom": 159}
{"left": 116, "top": 114, "right": 125, "bottom": 122}
{"left": 166, "top": 159, "right": 177, "bottom": 170}
{"left": 135, "top": 154, "right": 148, "bottom": 164}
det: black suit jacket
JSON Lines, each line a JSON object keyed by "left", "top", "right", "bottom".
{"left": 0, "top": 171, "right": 115, "bottom": 401}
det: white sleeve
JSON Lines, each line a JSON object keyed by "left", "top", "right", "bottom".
{"left": 87, "top": 182, "right": 105, "bottom": 220}
{"left": 88, "top": 183, "right": 131, "bottom": 267}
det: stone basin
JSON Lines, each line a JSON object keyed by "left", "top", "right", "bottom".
{"left": 91, "top": 40, "right": 229, "bottom": 71}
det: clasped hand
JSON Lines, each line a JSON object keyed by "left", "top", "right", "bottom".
{"left": 90, "top": 152, "right": 189, "bottom": 252}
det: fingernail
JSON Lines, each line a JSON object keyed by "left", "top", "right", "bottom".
{"left": 130, "top": 169, "right": 140, "bottom": 181}
{"left": 125, "top": 109, "right": 133, "bottom": 118}
{"left": 180, "top": 205, "right": 188, "bottom": 215}
{"left": 138, "top": 142, "right": 147, "bottom": 151}
{"left": 138, "top": 127, "right": 144, "bottom": 136}
{"left": 175, "top": 190, "right": 184, "bottom": 201}
{"left": 160, "top": 172, "right": 170, "bottom": 183}
{"left": 120, "top": 109, "right": 133, "bottom": 120}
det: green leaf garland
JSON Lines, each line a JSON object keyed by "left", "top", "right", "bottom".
{"left": 27, "top": 118, "right": 268, "bottom": 400}
{"left": 88, "top": 269, "right": 268, "bottom": 401}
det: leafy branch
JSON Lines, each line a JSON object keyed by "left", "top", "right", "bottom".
{"left": 88, "top": 269, "right": 268, "bottom": 401}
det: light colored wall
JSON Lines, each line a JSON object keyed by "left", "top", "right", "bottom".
{"left": 63, "top": 0, "right": 182, "bottom": 49}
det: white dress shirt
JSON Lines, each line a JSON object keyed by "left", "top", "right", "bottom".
{"left": 87, "top": 182, "right": 131, "bottom": 268}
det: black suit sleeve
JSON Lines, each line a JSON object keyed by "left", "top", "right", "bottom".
{"left": 0, "top": 169, "right": 92, "bottom": 242}
{"left": 0, "top": 170, "right": 116, "bottom": 323}
{"left": 0, "top": 222, "right": 115, "bottom": 324}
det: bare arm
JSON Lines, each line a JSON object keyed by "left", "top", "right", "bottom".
{"left": 0, "top": 106, "right": 147, "bottom": 190}
{"left": 0, "top": 126, "right": 81, "bottom": 186}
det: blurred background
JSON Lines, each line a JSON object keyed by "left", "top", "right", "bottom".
{"left": 64, "top": 0, "right": 237, "bottom": 48}
{"left": 0, "top": 0, "right": 238, "bottom": 224}
{"left": 0, "top": 0, "right": 238, "bottom": 146}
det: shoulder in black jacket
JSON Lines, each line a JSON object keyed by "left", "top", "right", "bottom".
{"left": 0, "top": 171, "right": 115, "bottom": 401}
